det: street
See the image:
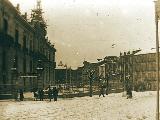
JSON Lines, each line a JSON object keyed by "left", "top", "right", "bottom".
{"left": 0, "top": 91, "right": 156, "bottom": 120}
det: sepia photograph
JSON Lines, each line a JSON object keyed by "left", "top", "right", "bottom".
{"left": 0, "top": 0, "right": 159, "bottom": 119}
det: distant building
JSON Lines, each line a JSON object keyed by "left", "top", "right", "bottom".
{"left": 76, "top": 66, "right": 83, "bottom": 86}
{"left": 0, "top": 0, "right": 56, "bottom": 93}
{"left": 119, "top": 52, "right": 157, "bottom": 91}
{"left": 82, "top": 61, "right": 99, "bottom": 86}
{"left": 55, "top": 66, "right": 77, "bottom": 88}
{"left": 103, "top": 56, "right": 123, "bottom": 91}
{"left": 66, "top": 53, "right": 158, "bottom": 92}
{"left": 132, "top": 53, "right": 156, "bottom": 91}
{"left": 55, "top": 68, "right": 66, "bottom": 84}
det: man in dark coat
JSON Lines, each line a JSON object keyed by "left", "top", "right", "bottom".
{"left": 38, "top": 89, "right": 41, "bottom": 101}
{"left": 41, "top": 89, "right": 44, "bottom": 101}
{"left": 13, "top": 87, "right": 18, "bottom": 101}
{"left": 48, "top": 87, "right": 52, "bottom": 102}
{"left": 126, "top": 85, "right": 132, "bottom": 99}
{"left": 33, "top": 91, "right": 38, "bottom": 101}
{"left": 19, "top": 89, "right": 24, "bottom": 101}
{"left": 38, "top": 89, "right": 44, "bottom": 101}
{"left": 52, "top": 87, "right": 58, "bottom": 101}
{"left": 99, "top": 85, "right": 105, "bottom": 97}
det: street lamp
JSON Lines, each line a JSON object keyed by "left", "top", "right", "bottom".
{"left": 11, "top": 58, "right": 17, "bottom": 84}
{"left": 36, "top": 59, "right": 44, "bottom": 89}
{"left": 11, "top": 57, "right": 18, "bottom": 98}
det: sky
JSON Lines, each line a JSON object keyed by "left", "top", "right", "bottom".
{"left": 10, "top": 0, "right": 156, "bottom": 69}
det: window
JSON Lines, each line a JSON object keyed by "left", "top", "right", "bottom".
{"left": 29, "top": 60, "right": 33, "bottom": 87}
{"left": 15, "top": 55, "right": 18, "bottom": 69}
{"left": 15, "top": 29, "right": 19, "bottom": 43}
{"left": 30, "top": 60, "right": 32, "bottom": 72}
{"left": 30, "top": 40, "right": 32, "bottom": 50}
{"left": 48, "top": 52, "right": 50, "bottom": 60}
{"left": 24, "top": 78, "right": 26, "bottom": 86}
{"left": 23, "top": 57, "right": 26, "bottom": 87}
{"left": 53, "top": 54, "right": 55, "bottom": 61}
{"left": 3, "top": 19, "right": 8, "bottom": 34}
{"left": 23, "top": 35, "right": 27, "bottom": 49}
{"left": 2, "top": 50, "right": 6, "bottom": 71}
{"left": 23, "top": 57, "right": 26, "bottom": 73}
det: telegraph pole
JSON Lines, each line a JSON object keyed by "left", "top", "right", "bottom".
{"left": 155, "top": 1, "right": 160, "bottom": 120}
{"left": 122, "top": 52, "right": 126, "bottom": 97}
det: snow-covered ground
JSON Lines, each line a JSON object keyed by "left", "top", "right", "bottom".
{"left": 0, "top": 91, "right": 157, "bottom": 120}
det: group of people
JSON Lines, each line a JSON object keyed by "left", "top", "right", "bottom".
{"left": 48, "top": 87, "right": 59, "bottom": 101}
{"left": 33, "top": 86, "right": 59, "bottom": 102}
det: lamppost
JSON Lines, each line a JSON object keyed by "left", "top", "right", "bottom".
{"left": 36, "top": 59, "right": 44, "bottom": 89}
{"left": 10, "top": 57, "right": 19, "bottom": 100}
{"left": 11, "top": 57, "right": 18, "bottom": 90}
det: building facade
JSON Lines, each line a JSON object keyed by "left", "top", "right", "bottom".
{"left": 0, "top": 0, "right": 56, "bottom": 93}
{"left": 120, "top": 52, "right": 157, "bottom": 91}
{"left": 132, "top": 53, "right": 156, "bottom": 91}
{"left": 103, "top": 56, "right": 123, "bottom": 91}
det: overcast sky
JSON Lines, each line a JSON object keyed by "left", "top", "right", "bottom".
{"left": 10, "top": 0, "right": 156, "bottom": 69}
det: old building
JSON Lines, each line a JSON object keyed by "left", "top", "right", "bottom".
{"left": 132, "top": 53, "right": 156, "bottom": 91}
{"left": 55, "top": 66, "right": 78, "bottom": 86}
{"left": 81, "top": 61, "right": 99, "bottom": 86}
{"left": 0, "top": 0, "right": 56, "bottom": 93}
{"left": 119, "top": 51, "right": 158, "bottom": 91}
{"left": 103, "top": 56, "right": 122, "bottom": 91}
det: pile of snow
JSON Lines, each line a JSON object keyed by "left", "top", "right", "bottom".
{"left": 0, "top": 91, "right": 157, "bottom": 120}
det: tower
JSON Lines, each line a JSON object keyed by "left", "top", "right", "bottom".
{"left": 31, "top": 0, "right": 47, "bottom": 37}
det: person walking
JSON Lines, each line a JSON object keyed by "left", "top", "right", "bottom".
{"left": 126, "top": 85, "right": 132, "bottom": 99}
{"left": 13, "top": 87, "right": 18, "bottom": 101}
{"left": 99, "top": 85, "right": 105, "bottom": 97}
{"left": 33, "top": 91, "right": 38, "bottom": 101}
{"left": 19, "top": 89, "right": 24, "bottom": 101}
{"left": 53, "top": 87, "right": 59, "bottom": 101}
{"left": 38, "top": 89, "right": 44, "bottom": 101}
{"left": 38, "top": 89, "right": 41, "bottom": 101}
{"left": 48, "top": 87, "right": 52, "bottom": 102}
{"left": 105, "top": 86, "right": 108, "bottom": 95}
{"left": 41, "top": 89, "right": 44, "bottom": 101}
